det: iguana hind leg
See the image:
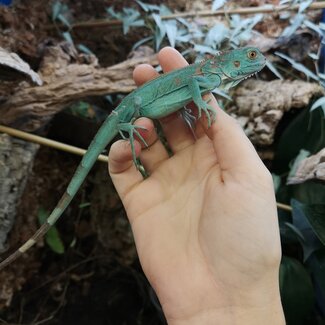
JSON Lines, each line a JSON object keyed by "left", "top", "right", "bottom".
{"left": 117, "top": 96, "right": 149, "bottom": 170}
{"left": 118, "top": 122, "right": 148, "bottom": 169}
{"left": 180, "top": 107, "right": 197, "bottom": 139}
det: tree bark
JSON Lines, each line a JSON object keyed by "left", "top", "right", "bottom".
{"left": 233, "top": 79, "right": 324, "bottom": 146}
{"left": 0, "top": 44, "right": 158, "bottom": 131}
{"left": 0, "top": 134, "right": 39, "bottom": 252}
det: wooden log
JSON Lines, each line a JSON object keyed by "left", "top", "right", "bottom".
{"left": 0, "top": 44, "right": 158, "bottom": 131}
{"left": 232, "top": 79, "right": 324, "bottom": 146}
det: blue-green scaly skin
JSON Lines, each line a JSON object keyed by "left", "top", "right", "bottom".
{"left": 0, "top": 47, "right": 266, "bottom": 270}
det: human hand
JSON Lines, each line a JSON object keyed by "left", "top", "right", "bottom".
{"left": 108, "top": 47, "right": 285, "bottom": 325}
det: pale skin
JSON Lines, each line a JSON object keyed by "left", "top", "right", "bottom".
{"left": 108, "top": 47, "right": 285, "bottom": 325}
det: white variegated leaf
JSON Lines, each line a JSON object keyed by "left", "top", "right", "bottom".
{"left": 310, "top": 96, "right": 325, "bottom": 112}
{"left": 299, "top": 0, "right": 313, "bottom": 13}
{"left": 212, "top": 0, "right": 227, "bottom": 11}
{"left": 276, "top": 52, "right": 319, "bottom": 81}
{"left": 281, "top": 13, "right": 304, "bottom": 38}
{"left": 164, "top": 20, "right": 177, "bottom": 48}
{"left": 266, "top": 60, "right": 283, "bottom": 79}
{"left": 304, "top": 20, "right": 323, "bottom": 36}
{"left": 0, "top": 47, "right": 43, "bottom": 85}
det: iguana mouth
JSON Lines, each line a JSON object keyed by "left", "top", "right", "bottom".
{"left": 220, "top": 67, "right": 264, "bottom": 90}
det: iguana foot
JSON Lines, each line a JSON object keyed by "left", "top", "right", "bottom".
{"left": 118, "top": 123, "right": 148, "bottom": 169}
{"left": 180, "top": 107, "right": 197, "bottom": 138}
{"left": 196, "top": 99, "right": 216, "bottom": 128}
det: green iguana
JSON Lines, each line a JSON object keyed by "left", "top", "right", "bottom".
{"left": 0, "top": 47, "right": 266, "bottom": 270}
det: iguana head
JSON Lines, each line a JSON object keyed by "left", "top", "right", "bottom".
{"left": 208, "top": 47, "right": 266, "bottom": 90}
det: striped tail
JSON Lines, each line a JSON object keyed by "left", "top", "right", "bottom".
{"left": 0, "top": 112, "right": 119, "bottom": 271}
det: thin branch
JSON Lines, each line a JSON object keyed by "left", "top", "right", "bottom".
{"left": 46, "top": 2, "right": 325, "bottom": 30}
{"left": 277, "top": 202, "right": 292, "bottom": 212}
{"left": 1, "top": 124, "right": 293, "bottom": 212}
{"left": 161, "top": 2, "right": 325, "bottom": 19}
{"left": 0, "top": 125, "right": 108, "bottom": 163}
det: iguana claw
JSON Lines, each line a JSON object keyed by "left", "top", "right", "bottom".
{"left": 197, "top": 100, "right": 216, "bottom": 128}
{"left": 180, "top": 107, "right": 197, "bottom": 138}
{"left": 118, "top": 123, "right": 149, "bottom": 169}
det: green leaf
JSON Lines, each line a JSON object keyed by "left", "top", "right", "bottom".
{"left": 284, "top": 222, "right": 305, "bottom": 242}
{"left": 275, "top": 51, "right": 319, "bottom": 81}
{"left": 57, "top": 13, "right": 71, "bottom": 29}
{"left": 158, "top": 4, "right": 172, "bottom": 16}
{"left": 304, "top": 19, "right": 323, "bottom": 36}
{"left": 79, "top": 202, "right": 91, "bottom": 209}
{"left": 280, "top": 256, "right": 314, "bottom": 325}
{"left": 281, "top": 13, "right": 305, "bottom": 38}
{"left": 62, "top": 31, "right": 74, "bottom": 44}
{"left": 273, "top": 108, "right": 325, "bottom": 173}
{"left": 152, "top": 13, "right": 166, "bottom": 51}
{"left": 308, "top": 249, "right": 325, "bottom": 314}
{"left": 292, "top": 199, "right": 324, "bottom": 261}
{"left": 272, "top": 173, "right": 281, "bottom": 193}
{"left": 299, "top": 0, "right": 312, "bottom": 13}
{"left": 77, "top": 44, "right": 94, "bottom": 55}
{"left": 164, "top": 20, "right": 177, "bottom": 48}
{"left": 135, "top": 0, "right": 160, "bottom": 12}
{"left": 132, "top": 36, "right": 153, "bottom": 51}
{"left": 310, "top": 96, "right": 325, "bottom": 117}
{"left": 52, "top": 1, "right": 62, "bottom": 21}
{"left": 106, "top": 6, "right": 121, "bottom": 19}
{"left": 38, "top": 208, "right": 65, "bottom": 254}
{"left": 212, "top": 0, "right": 227, "bottom": 11}
{"left": 194, "top": 44, "right": 218, "bottom": 55}
{"left": 292, "top": 181, "right": 325, "bottom": 205}
{"left": 204, "top": 23, "right": 229, "bottom": 49}
{"left": 288, "top": 149, "right": 310, "bottom": 179}
{"left": 265, "top": 59, "right": 283, "bottom": 79}
{"left": 120, "top": 8, "right": 144, "bottom": 35}
{"left": 308, "top": 52, "right": 319, "bottom": 60}
{"left": 298, "top": 201, "right": 325, "bottom": 246}
{"left": 212, "top": 88, "right": 232, "bottom": 101}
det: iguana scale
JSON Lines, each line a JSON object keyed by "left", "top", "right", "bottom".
{"left": 0, "top": 47, "right": 266, "bottom": 270}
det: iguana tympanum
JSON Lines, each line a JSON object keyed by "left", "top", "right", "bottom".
{"left": 0, "top": 47, "right": 266, "bottom": 270}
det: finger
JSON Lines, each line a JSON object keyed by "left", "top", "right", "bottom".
{"left": 159, "top": 113, "right": 195, "bottom": 152}
{"left": 157, "top": 47, "right": 196, "bottom": 152}
{"left": 133, "top": 118, "right": 169, "bottom": 172}
{"left": 158, "top": 47, "right": 189, "bottom": 72}
{"left": 108, "top": 139, "right": 143, "bottom": 199}
{"left": 133, "top": 64, "right": 159, "bottom": 86}
{"left": 133, "top": 65, "right": 172, "bottom": 169}
{"left": 201, "top": 97, "right": 264, "bottom": 178}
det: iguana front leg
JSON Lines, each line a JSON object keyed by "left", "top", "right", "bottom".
{"left": 187, "top": 75, "right": 221, "bottom": 127}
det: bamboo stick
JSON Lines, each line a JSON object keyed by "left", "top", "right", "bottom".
{"left": 0, "top": 124, "right": 108, "bottom": 163}
{"left": 276, "top": 202, "right": 293, "bottom": 212}
{"left": 46, "top": 2, "right": 325, "bottom": 30}
{"left": 0, "top": 124, "right": 293, "bottom": 212}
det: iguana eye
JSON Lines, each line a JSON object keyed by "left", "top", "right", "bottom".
{"left": 247, "top": 50, "right": 257, "bottom": 59}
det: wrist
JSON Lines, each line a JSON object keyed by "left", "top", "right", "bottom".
{"left": 161, "top": 277, "right": 285, "bottom": 325}
{"left": 166, "top": 300, "right": 285, "bottom": 325}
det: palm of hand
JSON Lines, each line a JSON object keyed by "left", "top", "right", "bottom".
{"left": 121, "top": 129, "right": 279, "bottom": 316}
